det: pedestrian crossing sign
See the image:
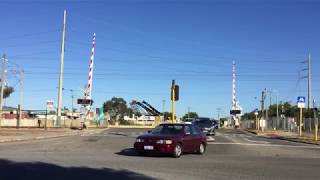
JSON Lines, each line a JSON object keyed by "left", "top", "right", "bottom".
{"left": 297, "top": 96, "right": 305, "bottom": 108}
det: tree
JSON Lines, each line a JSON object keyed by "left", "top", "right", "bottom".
{"left": 242, "top": 111, "right": 255, "bottom": 120}
{"left": 129, "top": 100, "right": 142, "bottom": 117}
{"left": 103, "top": 97, "right": 129, "bottom": 121}
{"left": 160, "top": 112, "right": 174, "bottom": 121}
{"left": 3, "top": 86, "right": 14, "bottom": 99}
{"left": 63, "top": 106, "right": 69, "bottom": 111}
{"left": 182, "top": 112, "right": 198, "bottom": 120}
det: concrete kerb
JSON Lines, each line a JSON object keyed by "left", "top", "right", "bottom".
{"left": 244, "top": 129, "right": 319, "bottom": 145}
{"left": 0, "top": 128, "right": 107, "bottom": 144}
{"left": 107, "top": 125, "right": 155, "bottom": 129}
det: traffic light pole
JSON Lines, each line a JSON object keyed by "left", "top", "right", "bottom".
{"left": 172, "top": 80, "right": 175, "bottom": 124}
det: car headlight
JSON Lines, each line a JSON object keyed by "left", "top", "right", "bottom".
{"left": 156, "top": 140, "right": 173, "bottom": 144}
{"left": 135, "top": 138, "right": 144, "bottom": 143}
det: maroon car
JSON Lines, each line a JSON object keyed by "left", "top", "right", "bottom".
{"left": 134, "top": 123, "right": 207, "bottom": 158}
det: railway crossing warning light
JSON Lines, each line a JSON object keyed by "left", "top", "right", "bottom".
{"left": 77, "top": 99, "right": 93, "bottom": 105}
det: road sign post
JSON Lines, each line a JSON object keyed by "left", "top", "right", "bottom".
{"left": 297, "top": 96, "right": 305, "bottom": 137}
{"left": 46, "top": 100, "right": 54, "bottom": 130}
{"left": 315, "top": 115, "right": 318, "bottom": 143}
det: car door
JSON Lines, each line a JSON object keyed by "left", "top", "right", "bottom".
{"left": 189, "top": 125, "right": 203, "bottom": 151}
{"left": 182, "top": 125, "right": 194, "bottom": 152}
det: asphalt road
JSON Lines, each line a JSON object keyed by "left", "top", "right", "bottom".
{"left": 0, "top": 128, "right": 319, "bottom": 180}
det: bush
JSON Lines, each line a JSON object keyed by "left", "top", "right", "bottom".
{"left": 119, "top": 119, "right": 134, "bottom": 125}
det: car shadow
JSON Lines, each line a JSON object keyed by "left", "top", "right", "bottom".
{"left": 0, "top": 159, "right": 155, "bottom": 180}
{"left": 116, "top": 148, "right": 173, "bottom": 158}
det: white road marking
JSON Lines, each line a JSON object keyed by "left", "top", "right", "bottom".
{"left": 206, "top": 136, "right": 215, "bottom": 142}
{"left": 207, "top": 142, "right": 320, "bottom": 149}
{"left": 243, "top": 137, "right": 270, "bottom": 144}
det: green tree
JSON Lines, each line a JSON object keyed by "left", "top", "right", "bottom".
{"left": 242, "top": 111, "right": 255, "bottom": 120}
{"left": 3, "top": 86, "right": 14, "bottom": 99}
{"left": 103, "top": 97, "right": 129, "bottom": 121}
{"left": 63, "top": 106, "right": 69, "bottom": 111}
{"left": 129, "top": 100, "right": 142, "bottom": 117}
{"left": 182, "top": 112, "right": 198, "bottom": 120}
{"left": 160, "top": 112, "right": 174, "bottom": 121}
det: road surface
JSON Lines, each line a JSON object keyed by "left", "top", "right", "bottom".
{"left": 0, "top": 128, "right": 319, "bottom": 180}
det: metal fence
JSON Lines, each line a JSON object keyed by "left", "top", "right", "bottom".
{"left": 241, "top": 117, "right": 318, "bottom": 132}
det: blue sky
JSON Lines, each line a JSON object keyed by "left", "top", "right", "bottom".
{"left": 1, "top": 0, "right": 320, "bottom": 118}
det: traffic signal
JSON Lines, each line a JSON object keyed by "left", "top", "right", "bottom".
{"left": 171, "top": 85, "right": 179, "bottom": 101}
{"left": 174, "top": 85, "right": 179, "bottom": 101}
{"left": 77, "top": 99, "right": 93, "bottom": 105}
{"left": 230, "top": 110, "right": 241, "bottom": 115}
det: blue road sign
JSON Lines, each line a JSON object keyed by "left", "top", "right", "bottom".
{"left": 297, "top": 96, "right": 306, "bottom": 103}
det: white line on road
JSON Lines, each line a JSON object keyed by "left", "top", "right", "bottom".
{"left": 207, "top": 142, "right": 320, "bottom": 149}
{"left": 242, "top": 137, "right": 270, "bottom": 144}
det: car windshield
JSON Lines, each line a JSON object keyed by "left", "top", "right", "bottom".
{"left": 194, "top": 118, "right": 210, "bottom": 122}
{"left": 151, "top": 125, "right": 184, "bottom": 135}
{"left": 194, "top": 118, "right": 211, "bottom": 124}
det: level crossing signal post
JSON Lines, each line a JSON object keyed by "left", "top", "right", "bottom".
{"left": 254, "top": 109, "right": 259, "bottom": 130}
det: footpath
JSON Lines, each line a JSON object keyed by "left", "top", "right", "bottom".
{"left": 246, "top": 129, "right": 319, "bottom": 145}
{"left": 0, "top": 128, "right": 106, "bottom": 143}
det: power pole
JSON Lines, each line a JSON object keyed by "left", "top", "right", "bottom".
{"left": 56, "top": 10, "right": 67, "bottom": 127}
{"left": 265, "top": 89, "right": 268, "bottom": 123}
{"left": 187, "top": 107, "right": 191, "bottom": 119}
{"left": 162, "top": 100, "right": 165, "bottom": 121}
{"left": 19, "top": 70, "right": 24, "bottom": 112}
{"left": 276, "top": 93, "right": 279, "bottom": 130}
{"left": 217, "top": 108, "right": 221, "bottom": 120}
{"left": 269, "top": 90, "right": 272, "bottom": 128}
{"left": 70, "top": 89, "right": 74, "bottom": 120}
{"left": 261, "top": 90, "right": 265, "bottom": 119}
{"left": 308, "top": 54, "right": 311, "bottom": 109}
{"left": 0, "top": 54, "right": 7, "bottom": 127}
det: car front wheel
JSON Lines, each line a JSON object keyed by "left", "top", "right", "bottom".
{"left": 198, "top": 143, "right": 206, "bottom": 155}
{"left": 173, "top": 144, "right": 182, "bottom": 158}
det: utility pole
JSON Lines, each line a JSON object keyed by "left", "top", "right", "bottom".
{"left": 19, "top": 70, "right": 24, "bottom": 114}
{"left": 265, "top": 89, "right": 268, "bottom": 124}
{"left": 70, "top": 89, "right": 74, "bottom": 120}
{"left": 187, "top": 107, "right": 191, "bottom": 119}
{"left": 261, "top": 90, "right": 265, "bottom": 119}
{"left": 217, "top": 108, "right": 221, "bottom": 120}
{"left": 56, "top": 10, "right": 67, "bottom": 127}
{"left": 0, "top": 54, "right": 7, "bottom": 127}
{"left": 268, "top": 90, "right": 272, "bottom": 128}
{"left": 276, "top": 93, "right": 279, "bottom": 130}
{"left": 308, "top": 54, "right": 311, "bottom": 109}
{"left": 162, "top": 100, "right": 165, "bottom": 122}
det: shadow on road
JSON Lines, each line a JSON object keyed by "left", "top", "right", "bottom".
{"left": 116, "top": 148, "right": 172, "bottom": 158}
{"left": 0, "top": 159, "right": 155, "bottom": 180}
{"left": 116, "top": 148, "right": 140, "bottom": 157}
